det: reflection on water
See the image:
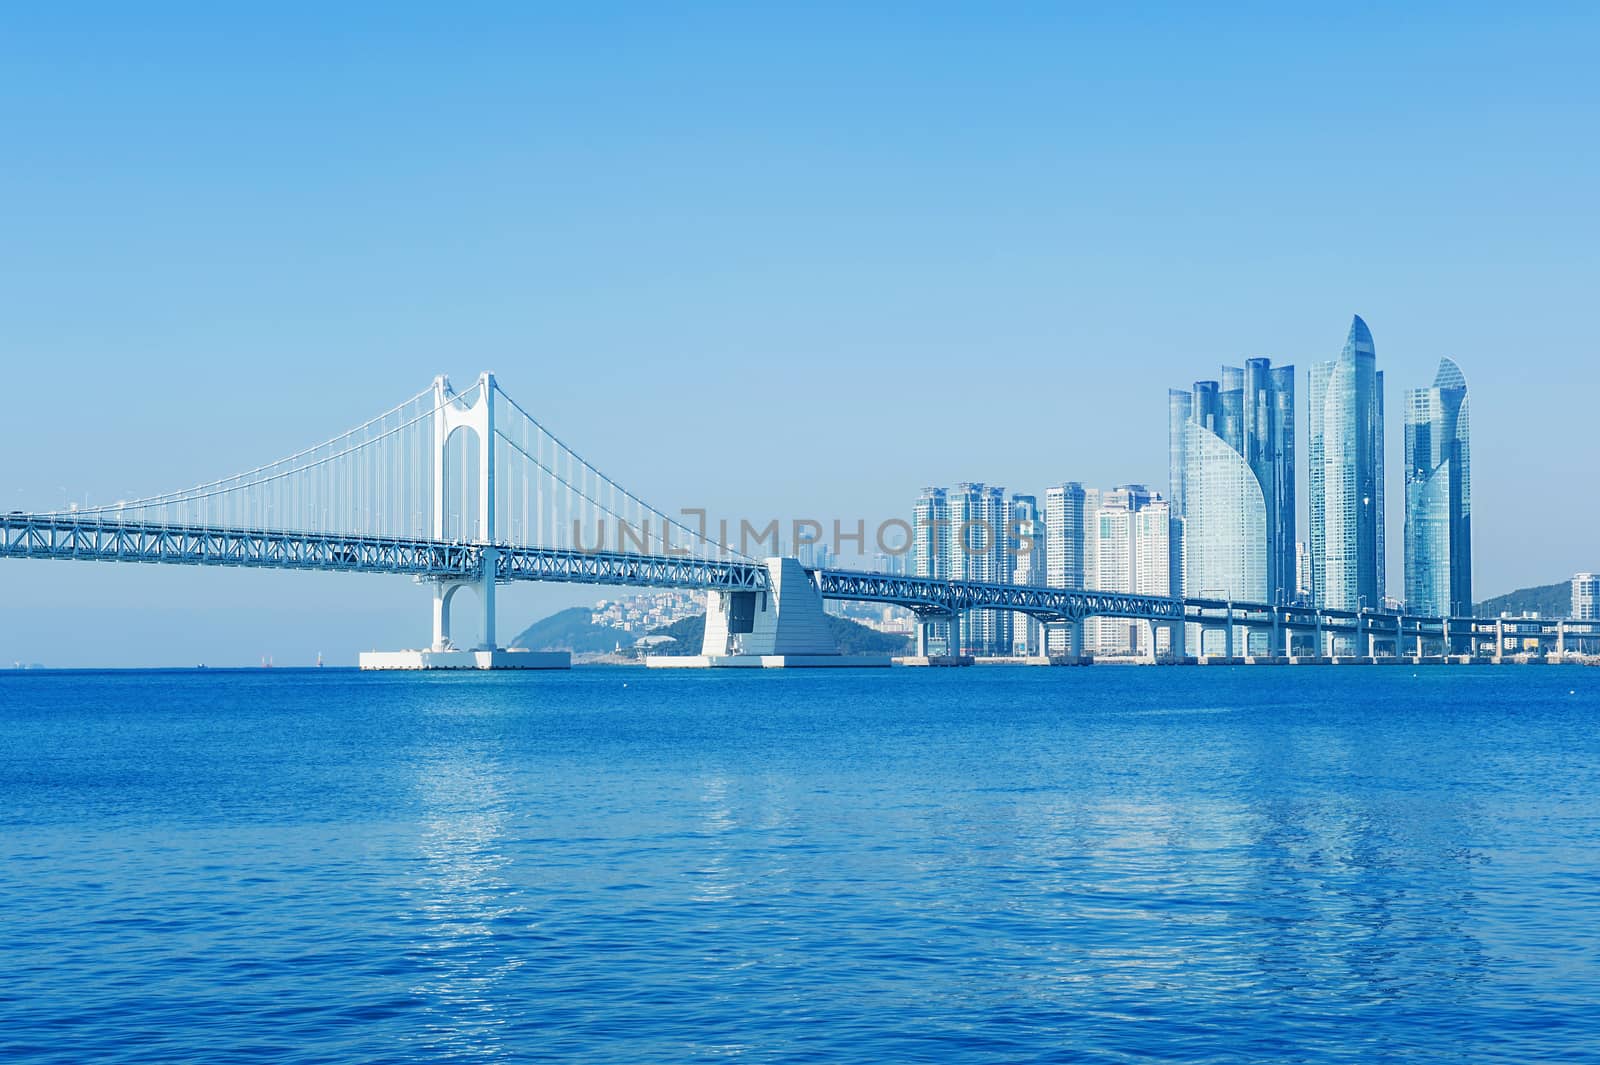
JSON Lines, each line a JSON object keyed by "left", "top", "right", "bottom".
{"left": 407, "top": 721, "right": 521, "bottom": 1061}
{"left": 690, "top": 773, "right": 737, "bottom": 904}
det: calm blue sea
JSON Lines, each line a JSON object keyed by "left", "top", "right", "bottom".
{"left": 3, "top": 666, "right": 1599, "bottom": 1063}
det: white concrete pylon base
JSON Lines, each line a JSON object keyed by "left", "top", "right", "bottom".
{"left": 646, "top": 654, "right": 892, "bottom": 669}
{"left": 359, "top": 649, "right": 571, "bottom": 670}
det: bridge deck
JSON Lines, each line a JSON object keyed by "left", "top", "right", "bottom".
{"left": 0, "top": 514, "right": 767, "bottom": 592}
{"left": 4, "top": 513, "right": 1596, "bottom": 636}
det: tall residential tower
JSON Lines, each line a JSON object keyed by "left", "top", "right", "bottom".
{"left": 1404, "top": 358, "right": 1472, "bottom": 616}
{"left": 1308, "top": 315, "right": 1386, "bottom": 611}
{"left": 1168, "top": 358, "right": 1296, "bottom": 608}
{"left": 913, "top": 483, "right": 1012, "bottom": 655}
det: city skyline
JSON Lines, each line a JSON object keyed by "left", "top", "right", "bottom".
{"left": 909, "top": 314, "right": 1489, "bottom": 656}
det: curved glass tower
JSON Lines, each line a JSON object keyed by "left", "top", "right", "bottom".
{"left": 1404, "top": 358, "right": 1471, "bottom": 616}
{"left": 1169, "top": 357, "right": 1295, "bottom": 605}
{"left": 1308, "top": 315, "right": 1386, "bottom": 612}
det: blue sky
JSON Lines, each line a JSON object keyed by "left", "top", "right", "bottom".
{"left": 3, "top": 4, "right": 1596, "bottom": 665}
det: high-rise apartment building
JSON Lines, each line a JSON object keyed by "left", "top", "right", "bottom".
{"left": 1092, "top": 485, "right": 1169, "bottom": 656}
{"left": 913, "top": 483, "right": 1012, "bottom": 655}
{"left": 1133, "top": 498, "right": 1173, "bottom": 655}
{"left": 1404, "top": 358, "right": 1472, "bottom": 617}
{"left": 913, "top": 487, "right": 948, "bottom": 580}
{"left": 948, "top": 483, "right": 1011, "bottom": 655}
{"left": 1168, "top": 357, "right": 1295, "bottom": 609}
{"left": 1009, "top": 494, "right": 1045, "bottom": 655}
{"left": 1295, "top": 541, "right": 1312, "bottom": 603}
{"left": 1309, "top": 315, "right": 1386, "bottom": 612}
{"left": 912, "top": 487, "right": 950, "bottom": 651}
{"left": 1043, "top": 483, "right": 1098, "bottom": 654}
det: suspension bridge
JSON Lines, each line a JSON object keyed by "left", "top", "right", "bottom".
{"left": 3, "top": 373, "right": 1596, "bottom": 667}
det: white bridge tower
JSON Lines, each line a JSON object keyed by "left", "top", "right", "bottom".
{"left": 360, "top": 372, "right": 567, "bottom": 669}
{"left": 429, "top": 372, "right": 497, "bottom": 653}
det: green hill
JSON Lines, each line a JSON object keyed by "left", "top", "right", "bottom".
{"left": 1475, "top": 581, "right": 1572, "bottom": 618}
{"left": 512, "top": 606, "right": 916, "bottom": 658}
{"left": 509, "top": 607, "right": 628, "bottom": 653}
{"left": 641, "top": 613, "right": 707, "bottom": 654}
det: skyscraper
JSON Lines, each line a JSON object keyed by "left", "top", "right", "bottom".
{"left": 912, "top": 487, "right": 950, "bottom": 651}
{"left": 1092, "top": 485, "right": 1168, "bottom": 656}
{"left": 1132, "top": 496, "right": 1173, "bottom": 656}
{"left": 914, "top": 483, "right": 1011, "bottom": 655}
{"left": 1169, "top": 358, "right": 1295, "bottom": 610}
{"left": 1043, "top": 483, "right": 1097, "bottom": 654}
{"left": 948, "top": 482, "right": 1011, "bottom": 655}
{"left": 1009, "top": 494, "right": 1044, "bottom": 655}
{"left": 913, "top": 487, "right": 948, "bottom": 581}
{"left": 1309, "top": 315, "right": 1386, "bottom": 612}
{"left": 1404, "top": 358, "right": 1472, "bottom": 616}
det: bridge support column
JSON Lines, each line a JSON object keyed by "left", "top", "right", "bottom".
{"left": 428, "top": 561, "right": 498, "bottom": 652}
{"left": 432, "top": 582, "right": 461, "bottom": 651}
{"left": 1168, "top": 617, "right": 1186, "bottom": 660}
{"left": 1495, "top": 619, "right": 1505, "bottom": 662}
{"left": 1059, "top": 619, "right": 1083, "bottom": 660}
{"left": 1224, "top": 604, "right": 1235, "bottom": 660}
{"left": 1365, "top": 615, "right": 1376, "bottom": 659}
{"left": 1557, "top": 621, "right": 1567, "bottom": 658}
{"left": 916, "top": 620, "right": 929, "bottom": 657}
{"left": 476, "top": 547, "right": 498, "bottom": 650}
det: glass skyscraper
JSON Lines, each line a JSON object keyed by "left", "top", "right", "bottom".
{"left": 1168, "top": 357, "right": 1295, "bottom": 607}
{"left": 1404, "top": 358, "right": 1472, "bottom": 616}
{"left": 1308, "top": 315, "right": 1386, "bottom": 612}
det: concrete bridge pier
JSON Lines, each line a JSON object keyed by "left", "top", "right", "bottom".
{"left": 655, "top": 557, "right": 890, "bottom": 668}
{"left": 1061, "top": 619, "right": 1084, "bottom": 660}
{"left": 1164, "top": 616, "right": 1186, "bottom": 662}
{"left": 363, "top": 546, "right": 570, "bottom": 669}
{"left": 1037, "top": 618, "right": 1086, "bottom": 662}
{"left": 431, "top": 580, "right": 463, "bottom": 651}
{"left": 426, "top": 561, "right": 502, "bottom": 652}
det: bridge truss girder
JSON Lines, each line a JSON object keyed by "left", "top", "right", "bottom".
{"left": 1, "top": 515, "right": 476, "bottom": 579}
{"left": 0, "top": 515, "right": 770, "bottom": 593}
